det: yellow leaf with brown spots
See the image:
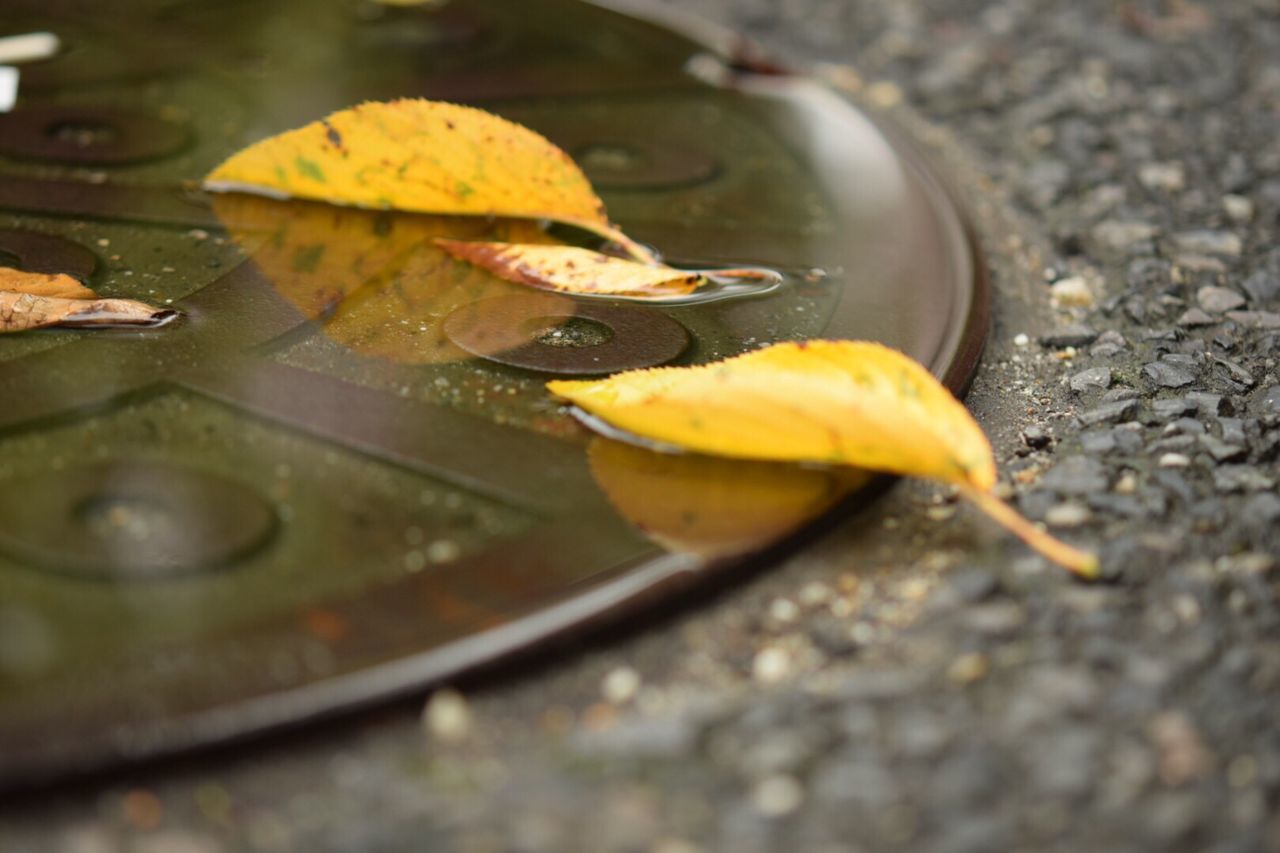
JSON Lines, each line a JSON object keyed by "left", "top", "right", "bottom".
{"left": 435, "top": 240, "right": 702, "bottom": 298}
{"left": 0, "top": 266, "right": 96, "bottom": 300}
{"left": 204, "top": 99, "right": 655, "bottom": 262}
{"left": 550, "top": 340, "right": 1098, "bottom": 577}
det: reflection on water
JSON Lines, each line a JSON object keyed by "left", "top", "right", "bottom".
{"left": 212, "top": 194, "right": 564, "bottom": 364}
{"left": 212, "top": 195, "right": 794, "bottom": 365}
{"left": 588, "top": 438, "right": 871, "bottom": 559}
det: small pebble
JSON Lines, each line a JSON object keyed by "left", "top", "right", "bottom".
{"left": 1022, "top": 424, "right": 1052, "bottom": 449}
{"left": 769, "top": 597, "right": 800, "bottom": 624}
{"left": 1115, "top": 472, "right": 1139, "bottom": 494}
{"left": 1014, "top": 333, "right": 1030, "bottom": 347}
{"left": 926, "top": 505, "right": 957, "bottom": 521}
{"left": 1093, "top": 220, "right": 1158, "bottom": 251}
{"left": 1139, "top": 162, "right": 1185, "bottom": 191}
{"left": 1069, "top": 367, "right": 1113, "bottom": 393}
{"left": 1143, "top": 360, "right": 1197, "bottom": 388}
{"left": 1175, "top": 229, "right": 1242, "bottom": 257}
{"left": 423, "top": 688, "right": 471, "bottom": 742}
{"left": 1045, "top": 502, "right": 1092, "bottom": 528}
{"left": 1177, "top": 308, "right": 1216, "bottom": 327}
{"left": 752, "top": 646, "right": 792, "bottom": 684}
{"left": 798, "top": 582, "right": 833, "bottom": 607}
{"left": 947, "top": 652, "right": 988, "bottom": 684}
{"left": 1040, "top": 324, "right": 1099, "bottom": 348}
{"left": 601, "top": 666, "right": 641, "bottom": 704}
{"left": 752, "top": 774, "right": 805, "bottom": 817}
{"left": 1051, "top": 276, "right": 1094, "bottom": 308}
{"left": 1159, "top": 453, "right": 1191, "bottom": 468}
{"left": 1198, "top": 286, "right": 1246, "bottom": 314}
{"left": 1222, "top": 194, "right": 1254, "bottom": 222}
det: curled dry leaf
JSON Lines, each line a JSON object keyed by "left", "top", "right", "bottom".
{"left": 0, "top": 291, "right": 172, "bottom": 331}
{"left": 204, "top": 99, "right": 656, "bottom": 263}
{"left": 550, "top": 340, "right": 1099, "bottom": 578}
{"left": 435, "top": 240, "right": 702, "bottom": 298}
{"left": 0, "top": 266, "right": 96, "bottom": 300}
{"left": 589, "top": 437, "right": 870, "bottom": 559}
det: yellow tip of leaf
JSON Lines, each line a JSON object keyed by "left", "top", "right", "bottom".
{"left": 960, "top": 485, "right": 1100, "bottom": 579}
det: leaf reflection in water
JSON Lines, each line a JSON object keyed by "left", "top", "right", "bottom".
{"left": 588, "top": 437, "right": 871, "bottom": 559}
{"left": 213, "top": 194, "right": 568, "bottom": 364}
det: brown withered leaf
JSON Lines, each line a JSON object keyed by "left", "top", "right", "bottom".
{"left": 551, "top": 340, "right": 1099, "bottom": 578}
{"left": 589, "top": 438, "right": 870, "bottom": 559}
{"left": 434, "top": 240, "right": 703, "bottom": 298}
{"left": 0, "top": 292, "right": 172, "bottom": 331}
{"left": 0, "top": 266, "right": 96, "bottom": 300}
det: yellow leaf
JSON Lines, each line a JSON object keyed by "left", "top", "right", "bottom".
{"left": 204, "top": 99, "right": 655, "bottom": 263}
{"left": 549, "top": 340, "right": 1098, "bottom": 578}
{"left": 589, "top": 438, "right": 870, "bottom": 558}
{"left": 0, "top": 292, "right": 171, "bottom": 331}
{"left": 0, "top": 266, "right": 96, "bottom": 300}
{"left": 435, "top": 240, "right": 702, "bottom": 298}
{"left": 551, "top": 340, "right": 996, "bottom": 488}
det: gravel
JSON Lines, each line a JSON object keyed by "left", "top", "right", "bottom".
{"left": 5, "top": 1, "right": 1279, "bottom": 851}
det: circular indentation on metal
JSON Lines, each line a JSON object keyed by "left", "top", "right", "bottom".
{"left": 572, "top": 140, "right": 719, "bottom": 190}
{"left": 528, "top": 315, "right": 615, "bottom": 348}
{"left": 0, "top": 107, "right": 190, "bottom": 165}
{"left": 0, "top": 229, "right": 97, "bottom": 280}
{"left": 0, "top": 462, "right": 276, "bottom": 580}
{"left": 444, "top": 293, "right": 690, "bottom": 375}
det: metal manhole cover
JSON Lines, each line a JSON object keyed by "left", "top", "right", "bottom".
{"left": 0, "top": 0, "right": 987, "bottom": 788}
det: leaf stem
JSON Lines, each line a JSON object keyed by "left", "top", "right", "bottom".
{"left": 596, "top": 225, "right": 661, "bottom": 266}
{"left": 959, "top": 484, "right": 1100, "bottom": 580}
{"left": 700, "top": 268, "right": 782, "bottom": 281}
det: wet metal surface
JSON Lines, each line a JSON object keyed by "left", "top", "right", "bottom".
{"left": 0, "top": 0, "right": 988, "bottom": 787}
{"left": 0, "top": 228, "right": 97, "bottom": 280}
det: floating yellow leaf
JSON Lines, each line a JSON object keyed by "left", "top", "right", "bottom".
{"left": 0, "top": 292, "right": 172, "bottom": 331}
{"left": 204, "top": 99, "right": 655, "bottom": 263}
{"left": 0, "top": 266, "right": 96, "bottom": 300}
{"left": 552, "top": 341, "right": 995, "bottom": 484}
{"left": 550, "top": 340, "right": 1098, "bottom": 578}
{"left": 435, "top": 240, "right": 702, "bottom": 298}
{"left": 589, "top": 438, "right": 870, "bottom": 558}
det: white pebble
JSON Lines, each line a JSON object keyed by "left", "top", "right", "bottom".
{"left": 752, "top": 774, "right": 805, "bottom": 817}
{"left": 423, "top": 688, "right": 471, "bottom": 742}
{"left": 752, "top": 646, "right": 791, "bottom": 684}
{"left": 768, "top": 597, "right": 800, "bottom": 623}
{"left": 1045, "top": 502, "right": 1091, "bottom": 528}
{"left": 1013, "top": 333, "right": 1030, "bottom": 347}
{"left": 601, "top": 666, "right": 641, "bottom": 704}
{"left": 1050, "top": 276, "right": 1094, "bottom": 308}
{"left": 1222, "top": 194, "right": 1254, "bottom": 223}
{"left": 1159, "top": 453, "right": 1191, "bottom": 468}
